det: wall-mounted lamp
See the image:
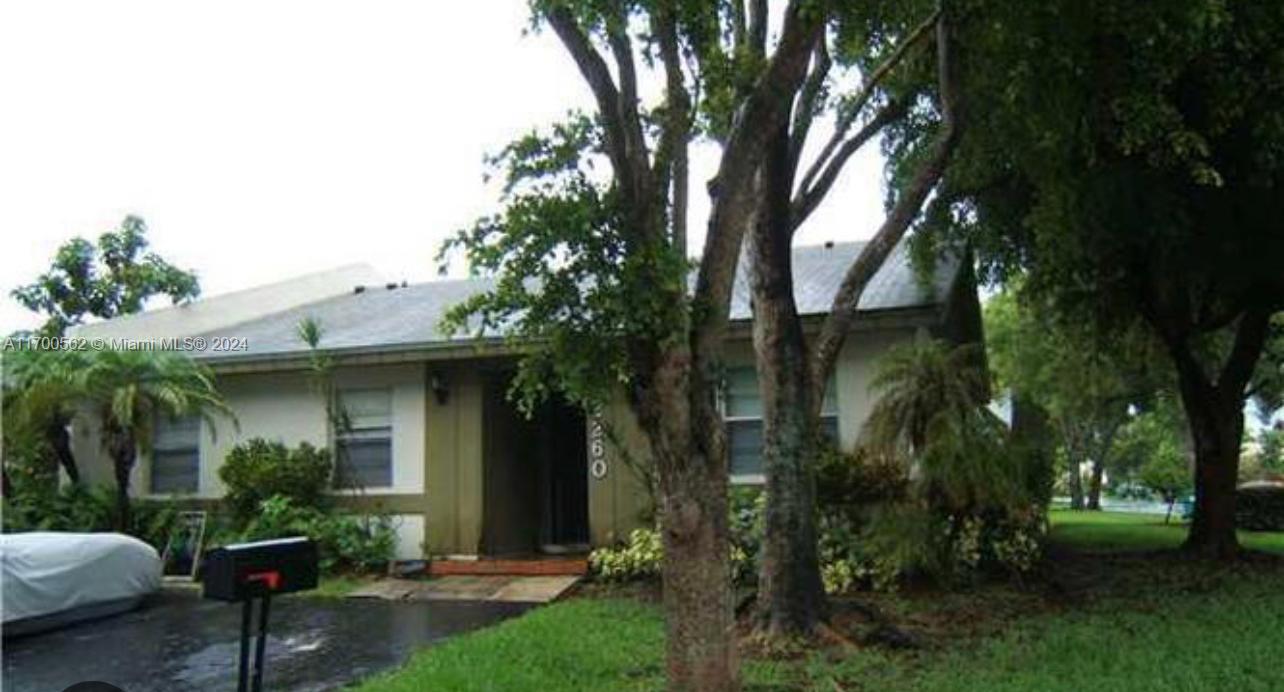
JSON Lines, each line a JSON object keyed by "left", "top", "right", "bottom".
{"left": 430, "top": 372, "right": 450, "bottom": 405}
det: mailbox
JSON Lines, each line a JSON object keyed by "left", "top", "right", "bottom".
{"left": 202, "top": 537, "right": 318, "bottom": 602}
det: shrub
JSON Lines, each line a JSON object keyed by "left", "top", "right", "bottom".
{"left": 1236, "top": 484, "right": 1284, "bottom": 532}
{"left": 219, "top": 438, "right": 333, "bottom": 522}
{"left": 238, "top": 495, "right": 395, "bottom": 573}
{"left": 2, "top": 478, "right": 181, "bottom": 550}
{"left": 589, "top": 528, "right": 662, "bottom": 582}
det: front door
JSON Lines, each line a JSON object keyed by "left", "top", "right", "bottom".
{"left": 537, "top": 398, "right": 589, "bottom": 551}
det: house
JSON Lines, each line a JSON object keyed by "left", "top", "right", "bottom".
{"left": 69, "top": 240, "right": 983, "bottom": 561}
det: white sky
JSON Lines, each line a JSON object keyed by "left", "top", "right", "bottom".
{"left": 0, "top": 0, "right": 886, "bottom": 334}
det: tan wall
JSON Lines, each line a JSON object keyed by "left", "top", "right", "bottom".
{"left": 423, "top": 365, "right": 484, "bottom": 556}
{"left": 69, "top": 322, "right": 932, "bottom": 556}
{"left": 71, "top": 362, "right": 438, "bottom": 558}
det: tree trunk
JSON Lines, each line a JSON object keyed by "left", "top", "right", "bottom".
{"left": 1177, "top": 388, "right": 1243, "bottom": 559}
{"left": 637, "top": 349, "right": 738, "bottom": 692}
{"left": 106, "top": 426, "right": 136, "bottom": 532}
{"left": 1066, "top": 448, "right": 1085, "bottom": 510}
{"left": 46, "top": 410, "right": 80, "bottom": 485}
{"left": 1086, "top": 460, "right": 1104, "bottom": 510}
{"left": 1155, "top": 309, "right": 1272, "bottom": 560}
{"left": 748, "top": 125, "right": 826, "bottom": 636}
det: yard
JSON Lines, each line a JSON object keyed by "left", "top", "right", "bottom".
{"left": 357, "top": 511, "right": 1284, "bottom": 691}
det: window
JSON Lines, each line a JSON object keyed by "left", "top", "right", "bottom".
{"left": 152, "top": 414, "right": 200, "bottom": 494}
{"left": 723, "top": 367, "right": 838, "bottom": 480}
{"left": 335, "top": 388, "right": 393, "bottom": 489}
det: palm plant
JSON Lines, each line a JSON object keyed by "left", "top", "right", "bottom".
{"left": 3, "top": 348, "right": 93, "bottom": 486}
{"left": 75, "top": 349, "right": 234, "bottom": 529}
{"left": 862, "top": 340, "right": 1023, "bottom": 512}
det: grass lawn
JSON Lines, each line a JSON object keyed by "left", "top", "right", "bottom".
{"left": 357, "top": 512, "right": 1284, "bottom": 691}
{"left": 1049, "top": 509, "right": 1284, "bottom": 554}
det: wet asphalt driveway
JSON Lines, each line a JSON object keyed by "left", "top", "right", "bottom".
{"left": 3, "top": 589, "right": 531, "bottom": 691}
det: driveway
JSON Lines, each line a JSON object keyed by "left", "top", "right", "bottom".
{"left": 3, "top": 588, "right": 530, "bottom": 691}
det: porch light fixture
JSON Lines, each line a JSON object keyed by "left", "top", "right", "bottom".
{"left": 430, "top": 372, "right": 449, "bottom": 405}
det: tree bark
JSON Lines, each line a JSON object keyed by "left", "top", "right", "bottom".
{"left": 1086, "top": 460, "right": 1105, "bottom": 510}
{"left": 1157, "top": 307, "right": 1272, "bottom": 559}
{"left": 105, "top": 423, "right": 136, "bottom": 531}
{"left": 634, "top": 348, "right": 738, "bottom": 691}
{"left": 46, "top": 410, "right": 80, "bottom": 485}
{"left": 748, "top": 125, "right": 826, "bottom": 636}
{"left": 1067, "top": 457, "right": 1085, "bottom": 510}
{"left": 1174, "top": 378, "right": 1244, "bottom": 559}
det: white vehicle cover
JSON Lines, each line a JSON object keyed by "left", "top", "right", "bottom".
{"left": 1, "top": 532, "right": 161, "bottom": 625}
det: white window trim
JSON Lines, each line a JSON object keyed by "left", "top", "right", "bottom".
{"left": 331, "top": 388, "right": 396, "bottom": 493}
{"left": 146, "top": 415, "right": 202, "bottom": 497}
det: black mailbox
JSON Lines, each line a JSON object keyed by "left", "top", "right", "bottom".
{"left": 202, "top": 537, "right": 319, "bottom": 602}
{"left": 203, "top": 537, "right": 319, "bottom": 692}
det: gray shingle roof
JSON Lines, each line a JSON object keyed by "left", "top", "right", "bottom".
{"left": 196, "top": 239, "right": 956, "bottom": 362}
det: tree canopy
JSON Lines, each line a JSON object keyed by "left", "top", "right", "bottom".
{"left": 922, "top": 0, "right": 1284, "bottom": 557}
{"left": 13, "top": 216, "right": 199, "bottom": 337}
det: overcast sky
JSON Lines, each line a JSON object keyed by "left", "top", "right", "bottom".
{"left": 0, "top": 0, "right": 886, "bottom": 334}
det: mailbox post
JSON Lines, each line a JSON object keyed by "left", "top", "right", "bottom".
{"left": 202, "top": 537, "right": 319, "bottom": 692}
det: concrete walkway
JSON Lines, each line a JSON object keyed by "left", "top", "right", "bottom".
{"left": 348, "top": 575, "right": 581, "bottom": 603}
{"left": 3, "top": 588, "right": 530, "bottom": 692}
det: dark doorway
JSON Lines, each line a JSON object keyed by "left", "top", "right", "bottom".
{"left": 481, "top": 373, "right": 589, "bottom": 556}
{"left": 533, "top": 399, "right": 589, "bottom": 550}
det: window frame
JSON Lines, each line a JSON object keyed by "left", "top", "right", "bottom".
{"left": 333, "top": 387, "right": 395, "bottom": 491}
{"left": 150, "top": 413, "right": 201, "bottom": 495}
{"left": 721, "top": 366, "right": 840, "bottom": 485}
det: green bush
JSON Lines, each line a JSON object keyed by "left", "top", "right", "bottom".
{"left": 588, "top": 528, "right": 663, "bottom": 582}
{"left": 1237, "top": 484, "right": 1284, "bottom": 532}
{"left": 238, "top": 495, "right": 395, "bottom": 573}
{"left": 2, "top": 478, "right": 181, "bottom": 550}
{"left": 219, "top": 438, "right": 333, "bottom": 522}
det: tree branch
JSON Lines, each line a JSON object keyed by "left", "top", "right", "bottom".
{"left": 1221, "top": 306, "right": 1272, "bottom": 398}
{"left": 797, "top": 8, "right": 940, "bottom": 197}
{"left": 693, "top": 0, "right": 825, "bottom": 363}
{"left": 748, "top": 0, "right": 769, "bottom": 58}
{"left": 809, "top": 8, "right": 960, "bottom": 409}
{"left": 651, "top": 0, "right": 692, "bottom": 254}
{"left": 789, "top": 39, "right": 833, "bottom": 170}
{"left": 544, "top": 7, "right": 635, "bottom": 193}
{"left": 790, "top": 98, "right": 909, "bottom": 231}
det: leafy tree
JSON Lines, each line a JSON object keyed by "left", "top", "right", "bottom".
{"left": 741, "top": 0, "right": 962, "bottom": 635}
{"left": 1114, "top": 402, "right": 1194, "bottom": 523}
{"left": 2, "top": 348, "right": 91, "bottom": 485}
{"left": 923, "top": 0, "right": 1284, "bottom": 558}
{"left": 1255, "top": 425, "right": 1284, "bottom": 475}
{"left": 7, "top": 217, "right": 200, "bottom": 493}
{"left": 985, "top": 289, "right": 1165, "bottom": 510}
{"left": 440, "top": 2, "right": 825, "bottom": 686}
{"left": 75, "top": 349, "right": 233, "bottom": 529}
{"left": 12, "top": 215, "right": 199, "bottom": 338}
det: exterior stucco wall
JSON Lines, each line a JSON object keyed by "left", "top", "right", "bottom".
{"left": 70, "top": 361, "right": 436, "bottom": 558}
{"left": 584, "top": 327, "right": 921, "bottom": 546}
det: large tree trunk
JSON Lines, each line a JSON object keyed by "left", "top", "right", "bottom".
{"left": 1176, "top": 384, "right": 1244, "bottom": 559}
{"left": 747, "top": 125, "right": 826, "bottom": 636}
{"left": 1087, "top": 460, "right": 1105, "bottom": 510}
{"left": 638, "top": 349, "right": 737, "bottom": 691}
{"left": 1156, "top": 308, "right": 1272, "bottom": 560}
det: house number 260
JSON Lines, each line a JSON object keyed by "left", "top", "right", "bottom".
{"left": 589, "top": 418, "right": 608, "bottom": 479}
